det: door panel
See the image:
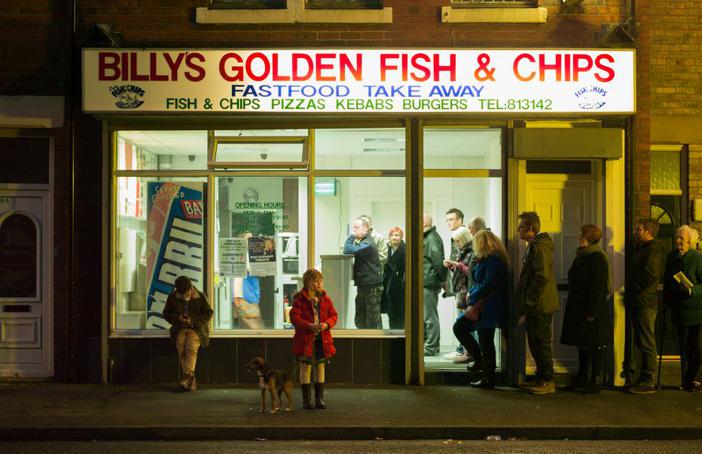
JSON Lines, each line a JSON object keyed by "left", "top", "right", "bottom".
{"left": 525, "top": 173, "right": 595, "bottom": 372}
{"left": 0, "top": 192, "right": 51, "bottom": 377}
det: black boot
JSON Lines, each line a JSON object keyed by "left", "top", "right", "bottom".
{"left": 314, "top": 382, "right": 326, "bottom": 409}
{"left": 301, "top": 384, "right": 313, "bottom": 409}
{"left": 584, "top": 347, "right": 604, "bottom": 394}
{"left": 565, "top": 348, "right": 589, "bottom": 392}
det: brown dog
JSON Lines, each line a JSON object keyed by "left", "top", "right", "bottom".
{"left": 245, "top": 356, "right": 293, "bottom": 413}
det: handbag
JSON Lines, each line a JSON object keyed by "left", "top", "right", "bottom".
{"left": 464, "top": 299, "right": 484, "bottom": 322}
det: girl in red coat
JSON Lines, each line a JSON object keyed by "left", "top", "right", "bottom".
{"left": 290, "top": 268, "right": 338, "bottom": 409}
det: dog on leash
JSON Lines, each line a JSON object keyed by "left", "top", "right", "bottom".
{"left": 245, "top": 356, "right": 293, "bottom": 413}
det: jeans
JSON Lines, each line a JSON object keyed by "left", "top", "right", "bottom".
{"left": 354, "top": 286, "right": 382, "bottom": 329}
{"left": 176, "top": 328, "right": 201, "bottom": 376}
{"left": 628, "top": 306, "right": 658, "bottom": 384}
{"left": 525, "top": 312, "right": 554, "bottom": 382}
{"left": 423, "top": 287, "right": 440, "bottom": 355}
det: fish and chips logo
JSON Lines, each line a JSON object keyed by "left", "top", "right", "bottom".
{"left": 574, "top": 85, "right": 608, "bottom": 110}
{"left": 109, "top": 85, "right": 145, "bottom": 109}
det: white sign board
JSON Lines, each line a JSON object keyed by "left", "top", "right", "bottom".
{"left": 218, "top": 237, "right": 247, "bottom": 277}
{"left": 83, "top": 49, "right": 635, "bottom": 114}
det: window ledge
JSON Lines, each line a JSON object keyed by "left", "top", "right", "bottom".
{"left": 441, "top": 6, "right": 547, "bottom": 23}
{"left": 196, "top": 0, "right": 392, "bottom": 24}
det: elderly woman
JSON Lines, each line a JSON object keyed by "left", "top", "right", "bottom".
{"left": 382, "top": 227, "right": 406, "bottom": 329}
{"left": 449, "top": 230, "right": 508, "bottom": 389}
{"left": 560, "top": 224, "right": 613, "bottom": 394}
{"left": 443, "top": 226, "right": 474, "bottom": 363}
{"left": 663, "top": 225, "right": 702, "bottom": 392}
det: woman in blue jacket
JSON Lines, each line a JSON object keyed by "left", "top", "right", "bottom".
{"left": 448, "top": 230, "right": 508, "bottom": 389}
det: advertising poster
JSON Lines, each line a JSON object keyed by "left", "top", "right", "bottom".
{"left": 145, "top": 181, "right": 205, "bottom": 329}
{"left": 247, "top": 236, "right": 276, "bottom": 277}
{"left": 218, "top": 237, "right": 247, "bottom": 277}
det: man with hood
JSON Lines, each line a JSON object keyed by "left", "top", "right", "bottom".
{"left": 517, "top": 211, "right": 559, "bottom": 394}
{"left": 423, "top": 212, "right": 447, "bottom": 356}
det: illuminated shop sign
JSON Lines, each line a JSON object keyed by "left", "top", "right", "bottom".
{"left": 83, "top": 49, "right": 635, "bottom": 114}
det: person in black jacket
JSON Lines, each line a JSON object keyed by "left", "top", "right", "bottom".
{"left": 163, "top": 276, "right": 213, "bottom": 392}
{"left": 382, "top": 226, "right": 406, "bottom": 330}
{"left": 343, "top": 217, "right": 383, "bottom": 329}
{"left": 662, "top": 225, "right": 702, "bottom": 392}
{"left": 625, "top": 218, "right": 665, "bottom": 394}
{"left": 561, "top": 224, "right": 613, "bottom": 394}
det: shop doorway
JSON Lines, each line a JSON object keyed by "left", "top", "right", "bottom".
{"left": 524, "top": 161, "right": 603, "bottom": 374}
{"left": 0, "top": 191, "right": 52, "bottom": 378}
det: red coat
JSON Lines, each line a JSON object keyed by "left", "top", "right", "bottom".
{"left": 290, "top": 289, "right": 338, "bottom": 359}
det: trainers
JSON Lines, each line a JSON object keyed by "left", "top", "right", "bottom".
{"left": 453, "top": 353, "right": 473, "bottom": 364}
{"left": 528, "top": 381, "right": 556, "bottom": 395}
{"left": 629, "top": 383, "right": 655, "bottom": 394}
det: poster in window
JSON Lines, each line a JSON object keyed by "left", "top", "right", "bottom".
{"left": 145, "top": 181, "right": 205, "bottom": 329}
{"left": 248, "top": 235, "right": 276, "bottom": 277}
{"left": 218, "top": 237, "right": 247, "bottom": 277}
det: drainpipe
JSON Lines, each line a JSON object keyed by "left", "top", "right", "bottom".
{"left": 66, "top": 0, "right": 76, "bottom": 382}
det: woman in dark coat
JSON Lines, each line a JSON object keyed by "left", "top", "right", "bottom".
{"left": 382, "top": 227, "right": 406, "bottom": 329}
{"left": 449, "top": 230, "right": 508, "bottom": 389}
{"left": 663, "top": 225, "right": 702, "bottom": 392}
{"left": 561, "top": 224, "right": 613, "bottom": 394}
{"left": 290, "top": 268, "right": 338, "bottom": 409}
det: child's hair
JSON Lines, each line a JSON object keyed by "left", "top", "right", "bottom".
{"left": 174, "top": 276, "right": 193, "bottom": 294}
{"left": 302, "top": 268, "right": 323, "bottom": 290}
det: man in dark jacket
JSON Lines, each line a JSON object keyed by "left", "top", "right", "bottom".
{"left": 423, "top": 212, "right": 447, "bottom": 356}
{"left": 163, "top": 276, "right": 213, "bottom": 392}
{"left": 517, "top": 211, "right": 559, "bottom": 395}
{"left": 344, "top": 217, "right": 383, "bottom": 329}
{"left": 625, "top": 218, "right": 665, "bottom": 394}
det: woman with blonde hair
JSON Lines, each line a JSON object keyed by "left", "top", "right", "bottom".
{"left": 450, "top": 230, "right": 509, "bottom": 389}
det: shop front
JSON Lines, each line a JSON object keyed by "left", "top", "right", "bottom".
{"left": 83, "top": 48, "right": 634, "bottom": 386}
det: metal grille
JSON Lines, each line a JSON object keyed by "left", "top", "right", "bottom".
{"left": 451, "top": 0, "right": 537, "bottom": 7}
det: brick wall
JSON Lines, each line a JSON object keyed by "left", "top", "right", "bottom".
{"left": 649, "top": 1, "right": 702, "bottom": 230}
{"left": 73, "top": 0, "right": 626, "bottom": 48}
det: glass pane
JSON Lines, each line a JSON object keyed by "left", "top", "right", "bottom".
{"left": 0, "top": 214, "right": 37, "bottom": 298}
{"left": 424, "top": 128, "right": 501, "bottom": 169}
{"left": 215, "top": 129, "right": 308, "bottom": 137}
{"left": 115, "top": 177, "right": 207, "bottom": 331}
{"left": 314, "top": 177, "right": 405, "bottom": 331}
{"left": 423, "top": 177, "right": 503, "bottom": 369}
{"left": 117, "top": 131, "right": 207, "bottom": 171}
{"left": 651, "top": 150, "right": 681, "bottom": 191}
{"left": 209, "top": 0, "right": 287, "bottom": 8}
{"left": 306, "top": 0, "right": 383, "bottom": 9}
{"left": 214, "top": 140, "right": 306, "bottom": 164}
{"left": 214, "top": 176, "right": 307, "bottom": 330}
{"left": 315, "top": 128, "right": 405, "bottom": 170}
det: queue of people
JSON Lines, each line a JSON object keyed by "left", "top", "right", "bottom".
{"left": 162, "top": 211, "right": 701, "bottom": 404}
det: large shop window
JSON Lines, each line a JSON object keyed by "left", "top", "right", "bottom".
{"left": 214, "top": 176, "right": 307, "bottom": 330}
{"left": 113, "top": 127, "right": 405, "bottom": 336}
{"left": 315, "top": 176, "right": 405, "bottom": 331}
{"left": 115, "top": 176, "right": 207, "bottom": 331}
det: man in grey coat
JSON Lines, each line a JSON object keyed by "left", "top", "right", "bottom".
{"left": 517, "top": 211, "right": 559, "bottom": 395}
{"left": 423, "top": 212, "right": 447, "bottom": 356}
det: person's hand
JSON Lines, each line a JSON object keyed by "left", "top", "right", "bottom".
{"left": 586, "top": 315, "right": 595, "bottom": 322}
{"left": 310, "top": 323, "right": 321, "bottom": 334}
{"left": 180, "top": 315, "right": 191, "bottom": 327}
{"left": 320, "top": 323, "right": 328, "bottom": 332}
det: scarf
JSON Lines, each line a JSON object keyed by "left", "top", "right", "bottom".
{"left": 576, "top": 244, "right": 613, "bottom": 295}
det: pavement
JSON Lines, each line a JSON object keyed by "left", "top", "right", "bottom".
{"left": 1, "top": 379, "right": 702, "bottom": 441}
